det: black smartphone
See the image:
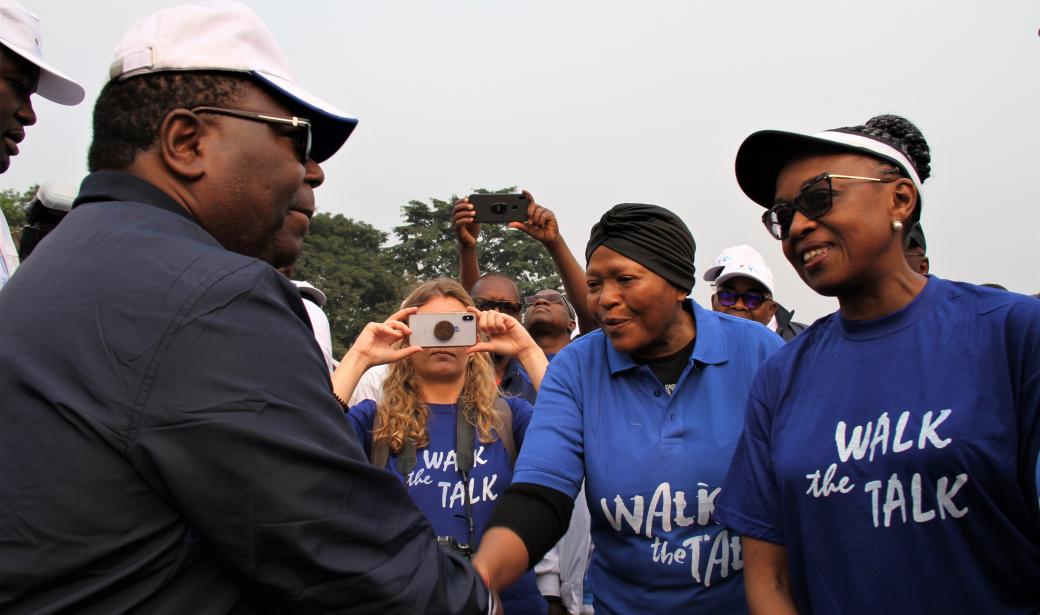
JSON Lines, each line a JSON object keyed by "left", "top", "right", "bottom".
{"left": 468, "top": 194, "right": 528, "bottom": 223}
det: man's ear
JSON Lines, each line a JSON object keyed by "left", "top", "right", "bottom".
{"left": 157, "top": 109, "right": 207, "bottom": 181}
{"left": 567, "top": 320, "right": 576, "bottom": 332}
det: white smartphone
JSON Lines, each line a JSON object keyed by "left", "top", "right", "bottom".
{"left": 409, "top": 312, "right": 478, "bottom": 347}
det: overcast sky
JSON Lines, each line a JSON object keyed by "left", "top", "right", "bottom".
{"left": 5, "top": 0, "right": 1039, "bottom": 322}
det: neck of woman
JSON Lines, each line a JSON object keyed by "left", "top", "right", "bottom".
{"left": 838, "top": 254, "right": 928, "bottom": 321}
{"left": 415, "top": 375, "right": 466, "bottom": 405}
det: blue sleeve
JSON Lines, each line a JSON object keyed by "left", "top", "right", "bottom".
{"left": 511, "top": 347, "right": 585, "bottom": 500}
{"left": 507, "top": 397, "right": 534, "bottom": 451}
{"left": 346, "top": 400, "right": 378, "bottom": 459}
{"left": 714, "top": 359, "right": 786, "bottom": 545}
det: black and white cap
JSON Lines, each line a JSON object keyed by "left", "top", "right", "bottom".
{"left": 735, "top": 127, "right": 924, "bottom": 209}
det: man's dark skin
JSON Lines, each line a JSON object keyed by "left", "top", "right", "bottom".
{"left": 127, "top": 83, "right": 323, "bottom": 258}
{"left": 523, "top": 290, "right": 576, "bottom": 357}
{"left": 469, "top": 274, "right": 524, "bottom": 381}
{"left": 0, "top": 45, "right": 40, "bottom": 174}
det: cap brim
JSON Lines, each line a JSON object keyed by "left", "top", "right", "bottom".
{"left": 702, "top": 264, "right": 724, "bottom": 282}
{"left": 253, "top": 71, "right": 357, "bottom": 163}
{"left": 0, "top": 39, "right": 84, "bottom": 105}
{"left": 715, "top": 270, "right": 773, "bottom": 295}
{"left": 735, "top": 130, "right": 858, "bottom": 208}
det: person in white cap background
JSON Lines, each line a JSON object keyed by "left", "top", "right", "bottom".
{"left": 0, "top": 1, "right": 497, "bottom": 613}
{"left": 0, "top": 0, "right": 82, "bottom": 290}
{"left": 704, "top": 244, "right": 807, "bottom": 341}
{"left": 714, "top": 114, "right": 1040, "bottom": 614}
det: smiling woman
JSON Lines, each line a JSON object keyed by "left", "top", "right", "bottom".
{"left": 715, "top": 115, "right": 1040, "bottom": 614}
{"left": 470, "top": 203, "right": 783, "bottom": 614}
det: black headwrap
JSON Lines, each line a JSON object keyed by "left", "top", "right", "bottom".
{"left": 585, "top": 203, "right": 696, "bottom": 292}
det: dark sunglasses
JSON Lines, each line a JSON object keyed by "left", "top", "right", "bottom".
{"left": 763, "top": 173, "right": 895, "bottom": 240}
{"left": 716, "top": 289, "right": 771, "bottom": 310}
{"left": 523, "top": 292, "right": 566, "bottom": 308}
{"left": 474, "top": 298, "right": 522, "bottom": 315}
{"left": 192, "top": 106, "right": 312, "bottom": 163}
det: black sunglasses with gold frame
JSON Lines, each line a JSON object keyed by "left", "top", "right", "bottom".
{"left": 191, "top": 106, "right": 312, "bottom": 163}
{"left": 763, "top": 173, "right": 896, "bottom": 240}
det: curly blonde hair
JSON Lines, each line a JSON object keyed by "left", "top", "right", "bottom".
{"left": 373, "top": 278, "right": 500, "bottom": 454}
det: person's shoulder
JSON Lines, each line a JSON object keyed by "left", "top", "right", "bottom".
{"left": 503, "top": 395, "right": 534, "bottom": 418}
{"left": 347, "top": 399, "right": 378, "bottom": 426}
{"left": 940, "top": 277, "right": 1040, "bottom": 313}
{"left": 709, "top": 308, "right": 784, "bottom": 351}
{"left": 556, "top": 328, "right": 606, "bottom": 359}
{"left": 757, "top": 311, "right": 838, "bottom": 374}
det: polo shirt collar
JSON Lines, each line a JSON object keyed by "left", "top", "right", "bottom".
{"left": 604, "top": 299, "right": 730, "bottom": 375}
{"left": 73, "top": 170, "right": 199, "bottom": 225}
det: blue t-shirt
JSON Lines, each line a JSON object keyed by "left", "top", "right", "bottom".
{"left": 348, "top": 397, "right": 547, "bottom": 615}
{"left": 715, "top": 277, "right": 1040, "bottom": 614}
{"left": 511, "top": 301, "right": 783, "bottom": 615}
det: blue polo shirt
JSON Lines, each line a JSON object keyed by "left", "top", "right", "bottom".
{"left": 511, "top": 301, "right": 782, "bottom": 614}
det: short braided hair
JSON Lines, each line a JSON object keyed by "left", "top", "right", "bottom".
{"left": 87, "top": 71, "right": 253, "bottom": 172}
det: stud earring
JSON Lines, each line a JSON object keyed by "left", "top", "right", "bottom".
{"left": 891, "top": 220, "right": 903, "bottom": 233}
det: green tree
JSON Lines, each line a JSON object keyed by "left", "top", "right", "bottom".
{"left": 294, "top": 213, "right": 406, "bottom": 357}
{"left": 0, "top": 185, "right": 38, "bottom": 248}
{"left": 389, "top": 188, "right": 562, "bottom": 296}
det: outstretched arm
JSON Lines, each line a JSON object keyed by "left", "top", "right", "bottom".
{"left": 331, "top": 307, "right": 422, "bottom": 403}
{"left": 510, "top": 190, "right": 596, "bottom": 333}
{"left": 452, "top": 197, "right": 482, "bottom": 291}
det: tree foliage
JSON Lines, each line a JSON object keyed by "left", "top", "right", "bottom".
{"left": 388, "top": 188, "right": 562, "bottom": 297}
{"left": 293, "top": 213, "right": 406, "bottom": 358}
{"left": 0, "top": 185, "right": 38, "bottom": 247}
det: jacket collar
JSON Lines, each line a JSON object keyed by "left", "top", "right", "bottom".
{"left": 73, "top": 170, "right": 198, "bottom": 225}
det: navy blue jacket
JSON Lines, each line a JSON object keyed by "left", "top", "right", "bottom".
{"left": 0, "top": 172, "right": 489, "bottom": 614}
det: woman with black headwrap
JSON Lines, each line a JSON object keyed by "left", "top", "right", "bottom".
{"left": 472, "top": 204, "right": 783, "bottom": 614}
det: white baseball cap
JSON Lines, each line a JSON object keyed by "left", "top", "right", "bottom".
{"left": 703, "top": 244, "right": 775, "bottom": 295}
{"left": 0, "top": 0, "right": 84, "bottom": 105}
{"left": 109, "top": 0, "right": 357, "bottom": 163}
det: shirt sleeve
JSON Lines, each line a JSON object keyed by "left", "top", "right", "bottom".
{"left": 714, "top": 361, "right": 787, "bottom": 545}
{"left": 346, "top": 400, "right": 378, "bottom": 459}
{"left": 510, "top": 348, "right": 586, "bottom": 499}
{"left": 507, "top": 397, "right": 534, "bottom": 451}
{"left": 129, "top": 265, "right": 489, "bottom": 614}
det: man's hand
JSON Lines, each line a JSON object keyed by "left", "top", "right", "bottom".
{"left": 452, "top": 197, "right": 481, "bottom": 249}
{"left": 509, "top": 190, "right": 560, "bottom": 245}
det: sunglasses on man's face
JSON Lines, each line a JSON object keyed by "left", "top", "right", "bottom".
{"left": 523, "top": 292, "right": 566, "bottom": 309}
{"left": 762, "top": 173, "right": 895, "bottom": 240}
{"left": 716, "top": 289, "right": 771, "bottom": 310}
{"left": 192, "top": 106, "right": 312, "bottom": 163}
{"left": 474, "top": 298, "right": 522, "bottom": 316}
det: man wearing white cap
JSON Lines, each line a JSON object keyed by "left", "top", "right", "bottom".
{"left": 0, "top": 0, "right": 82, "bottom": 289}
{"left": 0, "top": 2, "right": 495, "bottom": 614}
{"left": 704, "top": 245, "right": 806, "bottom": 341}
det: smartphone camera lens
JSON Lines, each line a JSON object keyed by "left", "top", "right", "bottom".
{"left": 462, "top": 314, "right": 474, "bottom": 321}
{"left": 490, "top": 202, "right": 506, "bottom": 215}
